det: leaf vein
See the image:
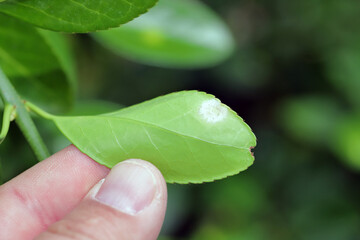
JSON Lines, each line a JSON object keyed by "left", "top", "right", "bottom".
{"left": 92, "top": 116, "right": 251, "bottom": 150}
{"left": 143, "top": 127, "right": 170, "bottom": 176}
{"left": 182, "top": 136, "right": 208, "bottom": 179}
{"left": 68, "top": 0, "right": 118, "bottom": 22}
{"left": 14, "top": 2, "right": 85, "bottom": 27}
{"left": 107, "top": 119, "right": 129, "bottom": 155}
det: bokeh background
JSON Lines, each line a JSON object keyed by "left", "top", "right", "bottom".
{"left": 1, "top": 0, "right": 360, "bottom": 239}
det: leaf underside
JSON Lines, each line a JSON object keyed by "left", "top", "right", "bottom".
{"left": 54, "top": 91, "right": 257, "bottom": 184}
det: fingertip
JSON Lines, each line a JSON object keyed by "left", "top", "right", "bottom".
{"left": 36, "top": 159, "right": 168, "bottom": 240}
{"left": 94, "top": 159, "right": 167, "bottom": 215}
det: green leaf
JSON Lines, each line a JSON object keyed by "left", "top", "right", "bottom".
{"left": 276, "top": 96, "right": 343, "bottom": 146}
{"left": 36, "top": 99, "right": 123, "bottom": 154}
{"left": 0, "top": 0, "right": 158, "bottom": 33}
{"left": 0, "top": 14, "right": 75, "bottom": 112}
{"left": 93, "top": 0, "right": 235, "bottom": 68}
{"left": 332, "top": 115, "right": 360, "bottom": 171}
{"left": 52, "top": 91, "right": 256, "bottom": 183}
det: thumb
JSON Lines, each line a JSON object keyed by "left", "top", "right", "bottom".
{"left": 35, "top": 159, "right": 168, "bottom": 240}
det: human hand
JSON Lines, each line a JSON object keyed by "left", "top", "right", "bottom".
{"left": 0, "top": 145, "right": 167, "bottom": 240}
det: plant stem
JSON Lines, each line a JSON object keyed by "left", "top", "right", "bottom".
{"left": 0, "top": 104, "right": 15, "bottom": 144}
{"left": 25, "top": 101, "right": 56, "bottom": 120}
{"left": 0, "top": 67, "right": 50, "bottom": 160}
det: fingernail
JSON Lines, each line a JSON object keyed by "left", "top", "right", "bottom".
{"left": 94, "top": 160, "right": 157, "bottom": 215}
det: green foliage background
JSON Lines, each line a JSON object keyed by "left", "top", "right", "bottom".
{"left": 1, "top": 0, "right": 360, "bottom": 239}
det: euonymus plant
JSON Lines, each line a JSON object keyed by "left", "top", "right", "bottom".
{"left": 0, "top": 0, "right": 256, "bottom": 184}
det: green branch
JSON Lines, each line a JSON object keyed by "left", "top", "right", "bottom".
{"left": 0, "top": 66, "right": 50, "bottom": 160}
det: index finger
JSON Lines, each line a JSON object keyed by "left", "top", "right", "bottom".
{"left": 0, "top": 145, "right": 109, "bottom": 240}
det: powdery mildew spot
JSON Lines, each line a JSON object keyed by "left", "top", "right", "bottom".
{"left": 199, "top": 99, "right": 228, "bottom": 123}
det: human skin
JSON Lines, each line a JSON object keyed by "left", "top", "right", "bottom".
{"left": 0, "top": 145, "right": 168, "bottom": 240}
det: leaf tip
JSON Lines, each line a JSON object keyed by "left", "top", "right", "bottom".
{"left": 250, "top": 146, "right": 255, "bottom": 158}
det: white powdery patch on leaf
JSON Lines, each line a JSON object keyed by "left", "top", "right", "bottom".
{"left": 199, "top": 99, "right": 228, "bottom": 123}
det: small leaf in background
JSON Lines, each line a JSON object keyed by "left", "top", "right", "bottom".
{"left": 332, "top": 115, "right": 360, "bottom": 171}
{"left": 0, "top": 14, "right": 75, "bottom": 112}
{"left": 93, "top": 0, "right": 235, "bottom": 68}
{"left": 0, "top": 0, "right": 158, "bottom": 33}
{"left": 276, "top": 96, "right": 343, "bottom": 147}
{"left": 52, "top": 91, "right": 256, "bottom": 183}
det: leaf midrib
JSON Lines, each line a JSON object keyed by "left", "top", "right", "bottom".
{"left": 56, "top": 115, "right": 253, "bottom": 151}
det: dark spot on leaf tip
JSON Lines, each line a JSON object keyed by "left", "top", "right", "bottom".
{"left": 249, "top": 146, "right": 255, "bottom": 157}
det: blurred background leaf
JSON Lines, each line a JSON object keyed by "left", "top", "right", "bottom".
{"left": 276, "top": 95, "right": 344, "bottom": 147}
{"left": 93, "top": 0, "right": 235, "bottom": 68}
{"left": 332, "top": 115, "right": 360, "bottom": 171}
